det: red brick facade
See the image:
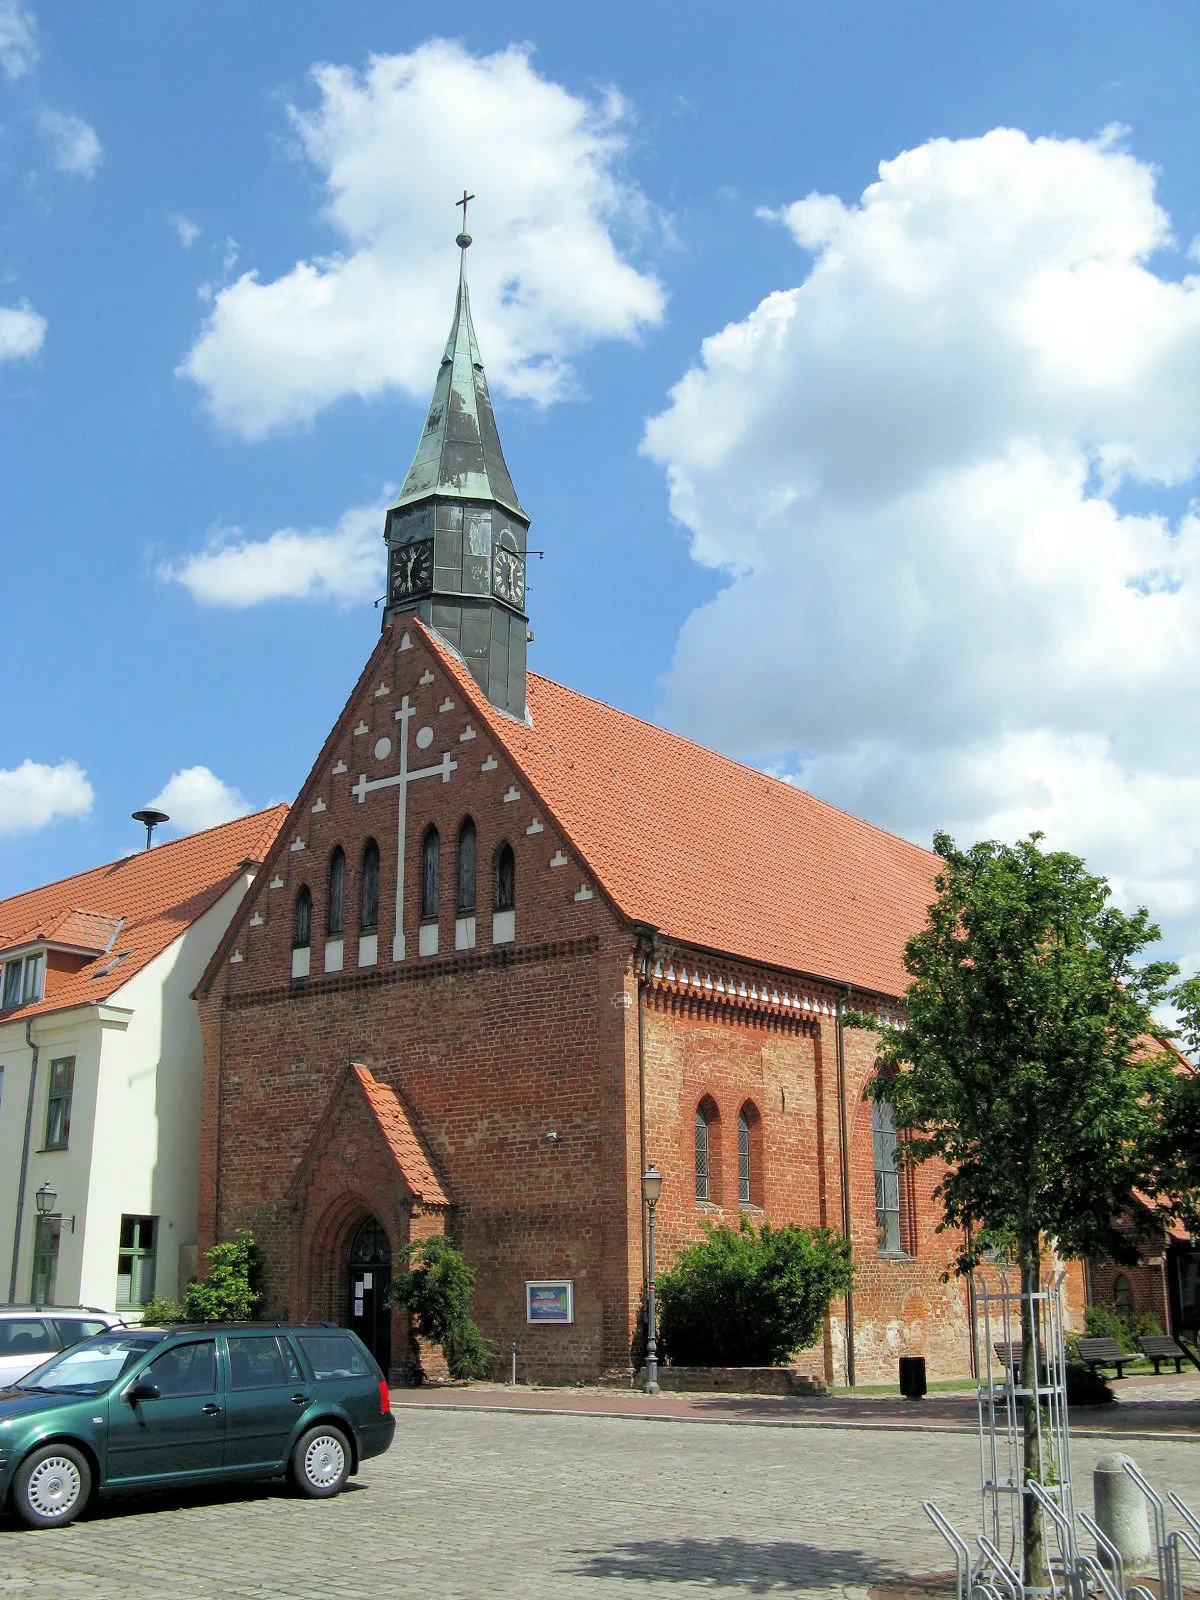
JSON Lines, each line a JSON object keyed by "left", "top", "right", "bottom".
{"left": 196, "top": 621, "right": 1082, "bottom": 1383}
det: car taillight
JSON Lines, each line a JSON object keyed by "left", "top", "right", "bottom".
{"left": 379, "top": 1378, "right": 391, "bottom": 1414}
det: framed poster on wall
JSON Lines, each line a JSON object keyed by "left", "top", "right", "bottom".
{"left": 526, "top": 1280, "right": 574, "bottom": 1324}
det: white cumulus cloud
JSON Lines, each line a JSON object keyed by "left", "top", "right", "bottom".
{"left": 180, "top": 39, "right": 665, "bottom": 438}
{"left": 38, "top": 109, "right": 103, "bottom": 178}
{"left": 643, "top": 127, "right": 1200, "bottom": 968}
{"left": 160, "top": 497, "right": 387, "bottom": 607}
{"left": 149, "top": 767, "right": 251, "bottom": 836}
{"left": 0, "top": 759, "right": 93, "bottom": 837}
{"left": 0, "top": 0, "right": 37, "bottom": 79}
{"left": 0, "top": 300, "right": 46, "bottom": 361}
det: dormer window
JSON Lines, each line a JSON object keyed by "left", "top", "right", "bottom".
{"left": 1, "top": 949, "right": 45, "bottom": 1010}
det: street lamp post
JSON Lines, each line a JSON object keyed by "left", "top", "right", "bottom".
{"left": 642, "top": 1163, "right": 662, "bottom": 1394}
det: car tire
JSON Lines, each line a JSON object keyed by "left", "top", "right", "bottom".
{"left": 291, "top": 1424, "right": 351, "bottom": 1499}
{"left": 13, "top": 1443, "right": 92, "bottom": 1529}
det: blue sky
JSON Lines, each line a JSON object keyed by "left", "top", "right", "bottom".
{"left": 5, "top": 3, "right": 1200, "bottom": 968}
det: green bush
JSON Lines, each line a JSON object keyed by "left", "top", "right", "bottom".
{"left": 180, "top": 1231, "right": 261, "bottom": 1323}
{"left": 1066, "top": 1364, "right": 1114, "bottom": 1406}
{"left": 656, "top": 1219, "right": 853, "bottom": 1367}
{"left": 138, "top": 1294, "right": 186, "bottom": 1325}
{"left": 1083, "top": 1302, "right": 1163, "bottom": 1355}
{"left": 389, "top": 1237, "right": 494, "bottom": 1381}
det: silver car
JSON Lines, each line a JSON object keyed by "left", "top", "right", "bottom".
{"left": 0, "top": 1307, "right": 128, "bottom": 1388}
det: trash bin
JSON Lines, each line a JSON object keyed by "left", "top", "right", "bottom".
{"left": 899, "top": 1355, "right": 927, "bottom": 1400}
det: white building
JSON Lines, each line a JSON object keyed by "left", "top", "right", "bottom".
{"left": 0, "top": 808, "right": 287, "bottom": 1313}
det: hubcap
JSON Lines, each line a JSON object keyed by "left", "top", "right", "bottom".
{"left": 27, "top": 1455, "right": 82, "bottom": 1519}
{"left": 304, "top": 1434, "right": 345, "bottom": 1489}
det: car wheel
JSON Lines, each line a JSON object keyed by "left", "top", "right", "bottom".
{"left": 13, "top": 1444, "right": 92, "bottom": 1529}
{"left": 291, "top": 1424, "right": 351, "bottom": 1499}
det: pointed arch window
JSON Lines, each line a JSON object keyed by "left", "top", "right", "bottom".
{"left": 420, "top": 826, "right": 440, "bottom": 922}
{"left": 360, "top": 840, "right": 380, "bottom": 931}
{"left": 737, "top": 1103, "right": 762, "bottom": 1208}
{"left": 494, "top": 843, "right": 515, "bottom": 912}
{"left": 292, "top": 885, "right": 312, "bottom": 981}
{"left": 873, "top": 1098, "right": 905, "bottom": 1255}
{"left": 326, "top": 847, "right": 346, "bottom": 937}
{"left": 695, "top": 1096, "right": 721, "bottom": 1205}
{"left": 457, "top": 818, "right": 477, "bottom": 914}
{"left": 293, "top": 887, "right": 311, "bottom": 949}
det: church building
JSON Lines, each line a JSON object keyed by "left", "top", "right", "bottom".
{"left": 196, "top": 233, "right": 1048, "bottom": 1384}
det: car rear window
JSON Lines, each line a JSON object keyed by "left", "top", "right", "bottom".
{"left": 52, "top": 1318, "right": 108, "bottom": 1347}
{"left": 0, "top": 1318, "right": 55, "bottom": 1356}
{"left": 297, "top": 1334, "right": 371, "bottom": 1380}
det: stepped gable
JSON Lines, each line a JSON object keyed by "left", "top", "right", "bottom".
{"left": 417, "top": 621, "right": 938, "bottom": 998}
{"left": 0, "top": 805, "right": 288, "bottom": 1020}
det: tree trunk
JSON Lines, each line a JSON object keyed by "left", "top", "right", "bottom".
{"left": 1020, "top": 1235, "right": 1047, "bottom": 1587}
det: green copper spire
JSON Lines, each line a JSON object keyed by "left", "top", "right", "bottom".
{"left": 390, "top": 230, "right": 526, "bottom": 520}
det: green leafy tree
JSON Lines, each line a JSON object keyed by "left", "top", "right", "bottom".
{"left": 180, "top": 1230, "right": 261, "bottom": 1322}
{"left": 389, "top": 1237, "right": 494, "bottom": 1381}
{"left": 656, "top": 1218, "right": 853, "bottom": 1367}
{"left": 1157, "top": 974, "right": 1200, "bottom": 1230}
{"left": 862, "top": 832, "right": 1183, "bottom": 1581}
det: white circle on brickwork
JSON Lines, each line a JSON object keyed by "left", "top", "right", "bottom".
{"left": 373, "top": 737, "right": 392, "bottom": 761}
{"left": 415, "top": 726, "right": 434, "bottom": 750}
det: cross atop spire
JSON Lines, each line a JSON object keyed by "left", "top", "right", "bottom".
{"left": 455, "top": 188, "right": 475, "bottom": 251}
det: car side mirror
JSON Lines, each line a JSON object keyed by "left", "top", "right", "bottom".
{"left": 126, "top": 1379, "right": 160, "bottom": 1403}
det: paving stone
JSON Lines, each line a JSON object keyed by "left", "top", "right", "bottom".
{"left": 1, "top": 1410, "right": 1197, "bottom": 1599}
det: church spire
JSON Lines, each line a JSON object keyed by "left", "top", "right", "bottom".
{"left": 383, "top": 196, "right": 531, "bottom": 722}
{"left": 390, "top": 202, "right": 526, "bottom": 519}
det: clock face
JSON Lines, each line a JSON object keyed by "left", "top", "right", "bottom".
{"left": 389, "top": 538, "right": 434, "bottom": 603}
{"left": 492, "top": 544, "right": 526, "bottom": 609}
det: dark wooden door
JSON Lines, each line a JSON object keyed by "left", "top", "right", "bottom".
{"left": 348, "top": 1216, "right": 392, "bottom": 1373}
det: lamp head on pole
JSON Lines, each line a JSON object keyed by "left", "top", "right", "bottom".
{"left": 641, "top": 1163, "right": 662, "bottom": 1206}
{"left": 34, "top": 1182, "right": 57, "bottom": 1216}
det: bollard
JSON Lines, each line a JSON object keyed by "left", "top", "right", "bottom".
{"left": 1094, "top": 1453, "right": 1154, "bottom": 1572}
{"left": 510, "top": 1341, "right": 517, "bottom": 1386}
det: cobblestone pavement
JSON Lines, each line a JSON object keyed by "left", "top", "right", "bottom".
{"left": 1, "top": 1405, "right": 1198, "bottom": 1600}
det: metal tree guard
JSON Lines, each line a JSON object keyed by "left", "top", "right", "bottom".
{"left": 922, "top": 1269, "right": 1199, "bottom": 1600}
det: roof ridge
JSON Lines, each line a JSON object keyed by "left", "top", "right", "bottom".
{"left": 0, "top": 803, "right": 291, "bottom": 915}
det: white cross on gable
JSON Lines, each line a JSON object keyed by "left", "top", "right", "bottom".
{"left": 351, "top": 692, "right": 458, "bottom": 961}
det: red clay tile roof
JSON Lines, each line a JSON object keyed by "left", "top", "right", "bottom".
{"left": 0, "top": 806, "right": 289, "bottom": 1022}
{"left": 417, "top": 622, "right": 938, "bottom": 999}
{"left": 352, "top": 1065, "right": 450, "bottom": 1207}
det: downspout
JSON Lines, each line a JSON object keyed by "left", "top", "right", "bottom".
{"left": 9, "top": 1020, "right": 40, "bottom": 1304}
{"left": 634, "top": 924, "right": 657, "bottom": 1303}
{"left": 835, "top": 989, "right": 856, "bottom": 1387}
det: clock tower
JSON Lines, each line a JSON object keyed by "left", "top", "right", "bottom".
{"left": 383, "top": 215, "right": 530, "bottom": 721}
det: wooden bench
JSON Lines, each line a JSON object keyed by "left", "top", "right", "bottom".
{"left": 1138, "top": 1334, "right": 1189, "bottom": 1375}
{"left": 1075, "top": 1336, "right": 1128, "bottom": 1379}
{"left": 991, "top": 1342, "right": 1047, "bottom": 1382}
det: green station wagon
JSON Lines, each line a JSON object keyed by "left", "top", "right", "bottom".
{"left": 0, "top": 1323, "right": 395, "bottom": 1529}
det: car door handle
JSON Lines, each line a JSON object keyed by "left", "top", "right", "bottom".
{"left": 291, "top": 1393, "right": 311, "bottom": 1405}
{"left": 202, "top": 1403, "right": 222, "bottom": 1416}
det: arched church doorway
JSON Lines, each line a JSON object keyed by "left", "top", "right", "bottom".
{"left": 348, "top": 1215, "right": 392, "bottom": 1372}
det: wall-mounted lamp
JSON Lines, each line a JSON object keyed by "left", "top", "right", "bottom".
{"left": 34, "top": 1181, "right": 75, "bottom": 1233}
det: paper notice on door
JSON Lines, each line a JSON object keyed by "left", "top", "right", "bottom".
{"left": 354, "top": 1299, "right": 364, "bottom": 1317}
{"left": 362, "top": 1272, "right": 372, "bottom": 1289}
